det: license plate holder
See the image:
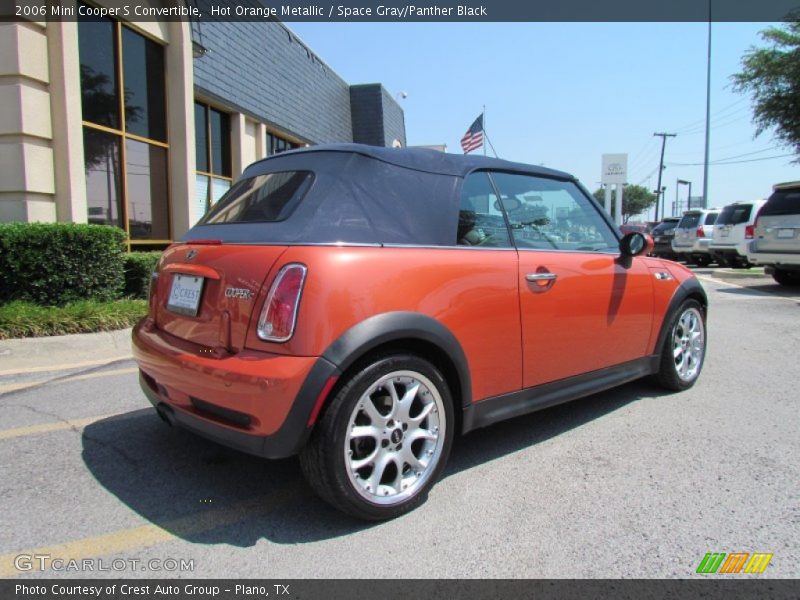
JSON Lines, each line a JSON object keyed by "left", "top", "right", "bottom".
{"left": 167, "top": 274, "right": 204, "bottom": 316}
{"left": 777, "top": 228, "right": 795, "bottom": 239}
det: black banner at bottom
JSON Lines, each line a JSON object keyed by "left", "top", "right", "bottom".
{"left": 3, "top": 579, "right": 799, "bottom": 600}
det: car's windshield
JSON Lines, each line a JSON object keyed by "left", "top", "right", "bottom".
{"left": 760, "top": 189, "right": 800, "bottom": 216}
{"left": 678, "top": 213, "right": 701, "bottom": 228}
{"left": 652, "top": 219, "right": 679, "bottom": 234}
{"left": 716, "top": 204, "right": 752, "bottom": 225}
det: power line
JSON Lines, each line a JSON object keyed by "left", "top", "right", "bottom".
{"left": 667, "top": 146, "right": 779, "bottom": 165}
{"left": 667, "top": 152, "right": 795, "bottom": 166}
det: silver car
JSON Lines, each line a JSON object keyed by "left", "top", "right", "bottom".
{"left": 671, "top": 208, "right": 721, "bottom": 267}
{"left": 709, "top": 199, "right": 766, "bottom": 269}
{"left": 746, "top": 182, "right": 800, "bottom": 286}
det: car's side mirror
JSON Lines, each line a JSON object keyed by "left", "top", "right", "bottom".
{"left": 619, "top": 232, "right": 653, "bottom": 258}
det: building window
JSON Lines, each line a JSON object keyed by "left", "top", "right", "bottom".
{"left": 268, "top": 132, "right": 301, "bottom": 155}
{"left": 78, "top": 4, "right": 170, "bottom": 247}
{"left": 194, "top": 101, "right": 232, "bottom": 220}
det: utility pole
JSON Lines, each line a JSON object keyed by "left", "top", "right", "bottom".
{"left": 653, "top": 132, "right": 676, "bottom": 221}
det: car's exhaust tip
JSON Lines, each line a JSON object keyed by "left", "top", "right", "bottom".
{"left": 156, "top": 403, "right": 176, "bottom": 426}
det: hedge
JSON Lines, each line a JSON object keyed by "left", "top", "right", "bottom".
{"left": 0, "top": 223, "right": 126, "bottom": 305}
{"left": 124, "top": 251, "right": 162, "bottom": 299}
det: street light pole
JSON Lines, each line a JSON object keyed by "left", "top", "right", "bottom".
{"left": 702, "top": 11, "right": 712, "bottom": 207}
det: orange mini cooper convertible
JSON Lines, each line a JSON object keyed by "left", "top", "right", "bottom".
{"left": 133, "top": 144, "right": 707, "bottom": 520}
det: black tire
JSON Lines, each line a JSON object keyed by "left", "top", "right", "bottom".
{"left": 299, "top": 353, "right": 454, "bottom": 521}
{"left": 653, "top": 299, "right": 706, "bottom": 391}
{"left": 772, "top": 268, "right": 800, "bottom": 286}
{"left": 693, "top": 255, "right": 711, "bottom": 267}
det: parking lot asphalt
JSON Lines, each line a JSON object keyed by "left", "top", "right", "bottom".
{"left": 0, "top": 269, "right": 798, "bottom": 579}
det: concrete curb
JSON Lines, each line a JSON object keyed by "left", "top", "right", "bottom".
{"left": 0, "top": 328, "right": 133, "bottom": 375}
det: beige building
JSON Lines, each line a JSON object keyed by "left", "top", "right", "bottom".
{"left": 1, "top": 2, "right": 405, "bottom": 250}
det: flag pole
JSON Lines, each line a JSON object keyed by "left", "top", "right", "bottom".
{"left": 482, "top": 105, "right": 486, "bottom": 156}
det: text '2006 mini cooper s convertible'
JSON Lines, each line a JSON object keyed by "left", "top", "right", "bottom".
{"left": 133, "top": 144, "right": 707, "bottom": 520}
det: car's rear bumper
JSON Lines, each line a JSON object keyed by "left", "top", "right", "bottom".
{"left": 745, "top": 245, "right": 800, "bottom": 268}
{"left": 672, "top": 239, "right": 711, "bottom": 255}
{"left": 709, "top": 242, "right": 747, "bottom": 260}
{"left": 132, "top": 319, "right": 339, "bottom": 458}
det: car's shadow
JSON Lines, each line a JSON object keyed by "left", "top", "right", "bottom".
{"left": 82, "top": 380, "right": 667, "bottom": 547}
{"left": 715, "top": 284, "right": 800, "bottom": 300}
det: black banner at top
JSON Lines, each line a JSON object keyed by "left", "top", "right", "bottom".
{"left": 4, "top": 0, "right": 800, "bottom": 22}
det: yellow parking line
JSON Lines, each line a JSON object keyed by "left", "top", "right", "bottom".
{"left": 0, "top": 355, "right": 133, "bottom": 377}
{"left": 0, "top": 414, "right": 120, "bottom": 441}
{"left": 0, "top": 482, "right": 306, "bottom": 578}
{"left": 0, "top": 367, "right": 138, "bottom": 394}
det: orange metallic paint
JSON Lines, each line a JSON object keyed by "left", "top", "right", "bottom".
{"left": 244, "top": 246, "right": 523, "bottom": 402}
{"left": 517, "top": 251, "right": 655, "bottom": 388}
{"left": 137, "top": 242, "right": 694, "bottom": 438}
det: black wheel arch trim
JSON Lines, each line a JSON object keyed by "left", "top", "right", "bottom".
{"left": 653, "top": 277, "right": 707, "bottom": 358}
{"left": 320, "top": 311, "right": 473, "bottom": 409}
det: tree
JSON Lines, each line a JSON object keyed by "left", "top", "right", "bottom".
{"left": 592, "top": 185, "right": 657, "bottom": 223}
{"left": 732, "top": 20, "right": 800, "bottom": 161}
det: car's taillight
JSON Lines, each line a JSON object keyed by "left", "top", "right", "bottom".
{"left": 696, "top": 227, "right": 704, "bottom": 238}
{"left": 745, "top": 225, "right": 755, "bottom": 239}
{"left": 257, "top": 264, "right": 307, "bottom": 342}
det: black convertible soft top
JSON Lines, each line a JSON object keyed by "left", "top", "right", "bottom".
{"left": 184, "top": 144, "right": 577, "bottom": 246}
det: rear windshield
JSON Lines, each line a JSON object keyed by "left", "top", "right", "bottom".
{"left": 200, "top": 171, "right": 314, "bottom": 224}
{"left": 652, "top": 219, "right": 679, "bottom": 234}
{"left": 717, "top": 204, "right": 752, "bottom": 225}
{"left": 760, "top": 188, "right": 800, "bottom": 216}
{"left": 678, "top": 213, "right": 701, "bottom": 228}
{"left": 704, "top": 212, "right": 718, "bottom": 225}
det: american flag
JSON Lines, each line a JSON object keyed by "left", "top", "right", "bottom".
{"left": 460, "top": 114, "right": 484, "bottom": 154}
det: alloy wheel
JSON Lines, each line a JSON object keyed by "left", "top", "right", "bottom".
{"left": 672, "top": 307, "right": 705, "bottom": 382}
{"left": 344, "top": 370, "right": 445, "bottom": 505}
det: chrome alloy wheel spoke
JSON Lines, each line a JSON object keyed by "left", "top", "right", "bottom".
{"left": 672, "top": 307, "right": 705, "bottom": 382}
{"left": 344, "top": 371, "right": 445, "bottom": 505}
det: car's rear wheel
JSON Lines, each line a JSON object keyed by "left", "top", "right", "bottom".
{"left": 694, "top": 255, "right": 711, "bottom": 267}
{"left": 299, "top": 354, "right": 454, "bottom": 520}
{"left": 653, "top": 299, "right": 706, "bottom": 391}
{"left": 772, "top": 268, "right": 800, "bottom": 286}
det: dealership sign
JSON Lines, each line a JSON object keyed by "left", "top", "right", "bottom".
{"left": 601, "top": 153, "right": 628, "bottom": 184}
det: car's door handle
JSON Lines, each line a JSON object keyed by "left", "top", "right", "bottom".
{"left": 525, "top": 273, "right": 558, "bottom": 282}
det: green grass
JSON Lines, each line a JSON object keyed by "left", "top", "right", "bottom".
{"left": 0, "top": 299, "right": 148, "bottom": 339}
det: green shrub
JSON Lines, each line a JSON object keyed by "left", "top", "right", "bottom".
{"left": 0, "top": 299, "right": 147, "bottom": 339}
{"left": 0, "top": 223, "right": 126, "bottom": 305}
{"left": 124, "top": 251, "right": 162, "bottom": 299}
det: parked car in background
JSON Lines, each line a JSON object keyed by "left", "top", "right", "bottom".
{"left": 746, "top": 181, "right": 800, "bottom": 285}
{"left": 651, "top": 217, "right": 681, "bottom": 260}
{"left": 132, "top": 144, "right": 708, "bottom": 520}
{"left": 709, "top": 200, "right": 766, "bottom": 268}
{"left": 671, "top": 208, "right": 721, "bottom": 266}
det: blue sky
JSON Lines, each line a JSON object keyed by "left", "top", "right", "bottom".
{"left": 289, "top": 22, "right": 798, "bottom": 219}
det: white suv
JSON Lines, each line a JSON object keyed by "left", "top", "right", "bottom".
{"left": 709, "top": 200, "right": 766, "bottom": 268}
{"left": 746, "top": 182, "right": 800, "bottom": 286}
{"left": 671, "top": 208, "right": 721, "bottom": 267}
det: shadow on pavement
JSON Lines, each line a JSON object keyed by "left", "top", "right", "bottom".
{"left": 82, "top": 380, "right": 666, "bottom": 547}
{"left": 715, "top": 284, "right": 800, "bottom": 299}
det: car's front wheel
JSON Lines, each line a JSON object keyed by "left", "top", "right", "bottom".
{"left": 300, "top": 354, "right": 454, "bottom": 520}
{"left": 653, "top": 299, "right": 706, "bottom": 391}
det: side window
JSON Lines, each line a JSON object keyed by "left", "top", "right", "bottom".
{"left": 490, "top": 172, "right": 619, "bottom": 251}
{"left": 457, "top": 172, "right": 512, "bottom": 247}
{"left": 705, "top": 212, "right": 718, "bottom": 225}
